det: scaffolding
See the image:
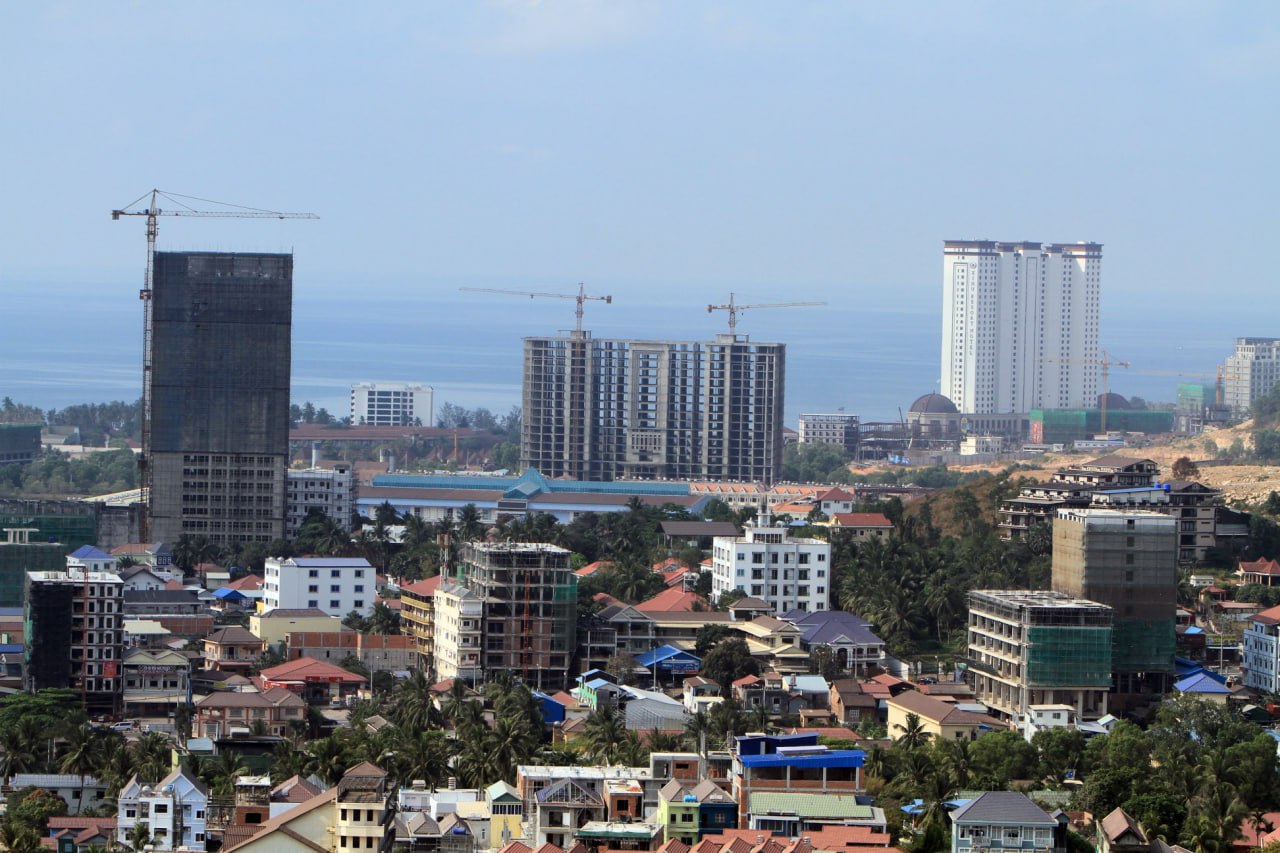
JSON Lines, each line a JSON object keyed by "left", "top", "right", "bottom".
{"left": 1025, "top": 626, "right": 1114, "bottom": 687}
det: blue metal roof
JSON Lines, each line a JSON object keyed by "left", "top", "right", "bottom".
{"left": 70, "top": 545, "right": 112, "bottom": 560}
{"left": 635, "top": 645, "right": 701, "bottom": 667}
{"left": 1174, "top": 672, "right": 1231, "bottom": 694}
{"left": 738, "top": 748, "right": 865, "bottom": 769}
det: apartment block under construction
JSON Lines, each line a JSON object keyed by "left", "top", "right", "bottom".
{"left": 1052, "top": 507, "right": 1177, "bottom": 692}
{"left": 148, "top": 251, "right": 293, "bottom": 545}
{"left": 966, "top": 589, "right": 1113, "bottom": 726}
{"left": 522, "top": 333, "right": 785, "bottom": 484}
{"left": 438, "top": 542, "right": 577, "bottom": 690}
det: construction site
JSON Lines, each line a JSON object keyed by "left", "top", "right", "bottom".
{"left": 458, "top": 541, "right": 578, "bottom": 691}
{"left": 966, "top": 589, "right": 1115, "bottom": 725}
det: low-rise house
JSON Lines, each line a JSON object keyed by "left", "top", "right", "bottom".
{"left": 683, "top": 677, "right": 722, "bottom": 715}
{"left": 828, "top": 680, "right": 877, "bottom": 727}
{"left": 248, "top": 607, "right": 342, "bottom": 646}
{"left": 1097, "top": 808, "right": 1148, "bottom": 853}
{"left": 193, "top": 687, "right": 307, "bottom": 739}
{"left": 116, "top": 765, "right": 209, "bottom": 852}
{"left": 886, "top": 691, "right": 1003, "bottom": 743}
{"left": 286, "top": 630, "right": 416, "bottom": 673}
{"left": 1240, "top": 558, "right": 1280, "bottom": 587}
{"left": 7, "top": 774, "right": 108, "bottom": 815}
{"left": 785, "top": 611, "right": 886, "bottom": 675}
{"left": 45, "top": 816, "right": 117, "bottom": 851}
{"left": 119, "top": 565, "right": 170, "bottom": 592}
{"left": 950, "top": 791, "right": 1061, "bottom": 853}
{"left": 204, "top": 626, "right": 266, "bottom": 673}
{"left": 745, "top": 793, "right": 885, "bottom": 836}
{"left": 826, "top": 513, "right": 894, "bottom": 541}
{"left": 122, "top": 648, "right": 192, "bottom": 714}
{"left": 111, "top": 542, "right": 175, "bottom": 570}
{"left": 1172, "top": 672, "right": 1232, "bottom": 704}
{"left": 576, "top": 819, "right": 664, "bottom": 853}
{"left": 124, "top": 589, "right": 212, "bottom": 640}
{"left": 258, "top": 656, "right": 367, "bottom": 705}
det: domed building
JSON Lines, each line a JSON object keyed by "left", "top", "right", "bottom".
{"left": 906, "top": 393, "right": 963, "bottom": 442}
{"left": 909, "top": 393, "right": 960, "bottom": 415}
{"left": 1096, "top": 392, "right": 1131, "bottom": 411}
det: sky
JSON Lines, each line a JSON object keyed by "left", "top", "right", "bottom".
{"left": 2, "top": 2, "right": 1278, "bottom": 412}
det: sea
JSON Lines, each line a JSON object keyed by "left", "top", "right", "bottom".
{"left": 0, "top": 277, "right": 1248, "bottom": 427}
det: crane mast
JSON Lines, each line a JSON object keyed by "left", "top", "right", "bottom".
{"left": 706, "top": 292, "right": 825, "bottom": 337}
{"left": 112, "top": 189, "right": 318, "bottom": 541}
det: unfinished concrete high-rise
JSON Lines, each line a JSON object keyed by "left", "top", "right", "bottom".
{"left": 437, "top": 541, "right": 577, "bottom": 691}
{"left": 522, "top": 333, "right": 785, "bottom": 484}
{"left": 148, "top": 252, "right": 293, "bottom": 545}
{"left": 1052, "top": 508, "right": 1177, "bottom": 693}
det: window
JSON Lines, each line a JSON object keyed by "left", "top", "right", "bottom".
{"left": 331, "top": 570, "right": 341, "bottom": 578}
{"left": 331, "top": 600, "right": 341, "bottom": 609}
{"left": 308, "top": 585, "right": 318, "bottom": 593}
{"left": 308, "top": 600, "right": 318, "bottom": 608}
{"left": 354, "top": 584, "right": 365, "bottom": 593}
{"left": 331, "top": 585, "right": 341, "bottom": 593}
{"left": 154, "top": 804, "right": 168, "bottom": 814}
{"left": 308, "top": 570, "right": 319, "bottom": 578}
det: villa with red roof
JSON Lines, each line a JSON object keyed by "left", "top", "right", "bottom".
{"left": 1239, "top": 557, "right": 1280, "bottom": 587}
{"left": 258, "top": 656, "right": 366, "bottom": 704}
{"left": 827, "top": 513, "right": 894, "bottom": 540}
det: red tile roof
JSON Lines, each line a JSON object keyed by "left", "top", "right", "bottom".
{"left": 259, "top": 656, "right": 367, "bottom": 684}
{"left": 401, "top": 575, "right": 442, "bottom": 597}
{"left": 830, "top": 513, "right": 893, "bottom": 528}
{"left": 635, "top": 588, "right": 708, "bottom": 613}
{"left": 817, "top": 488, "right": 856, "bottom": 502}
{"left": 1240, "top": 557, "right": 1280, "bottom": 576}
{"left": 226, "top": 574, "right": 264, "bottom": 591}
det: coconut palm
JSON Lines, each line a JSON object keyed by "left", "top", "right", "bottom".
{"left": 130, "top": 733, "right": 171, "bottom": 784}
{"left": 57, "top": 724, "right": 102, "bottom": 815}
{"left": 582, "top": 706, "right": 627, "bottom": 764}
{"left": 896, "top": 712, "right": 931, "bottom": 751}
{"left": 392, "top": 670, "right": 439, "bottom": 732}
{"left": 684, "top": 710, "right": 712, "bottom": 758}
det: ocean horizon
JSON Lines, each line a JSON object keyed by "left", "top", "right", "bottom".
{"left": 0, "top": 277, "right": 1249, "bottom": 428}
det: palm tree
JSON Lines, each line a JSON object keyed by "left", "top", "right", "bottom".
{"left": 896, "top": 712, "right": 931, "bottom": 751}
{"left": 392, "top": 670, "right": 439, "bottom": 732}
{"left": 582, "top": 706, "right": 627, "bottom": 764}
{"left": 937, "top": 739, "right": 974, "bottom": 789}
{"left": 684, "top": 710, "right": 712, "bottom": 758}
{"left": 454, "top": 733, "right": 501, "bottom": 788}
{"left": 57, "top": 724, "right": 101, "bottom": 815}
{"left": 126, "top": 819, "right": 152, "bottom": 852}
{"left": 457, "top": 504, "right": 484, "bottom": 542}
{"left": 130, "top": 733, "right": 170, "bottom": 783}
{"left": 0, "top": 821, "right": 42, "bottom": 853}
{"left": 0, "top": 727, "right": 37, "bottom": 778}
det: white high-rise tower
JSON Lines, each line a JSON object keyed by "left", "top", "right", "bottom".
{"left": 941, "top": 240, "right": 1101, "bottom": 414}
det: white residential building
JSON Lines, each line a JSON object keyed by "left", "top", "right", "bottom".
{"left": 711, "top": 513, "right": 831, "bottom": 615}
{"left": 941, "top": 240, "right": 1101, "bottom": 415}
{"left": 350, "top": 381, "right": 434, "bottom": 427}
{"left": 432, "top": 580, "right": 484, "bottom": 684}
{"left": 285, "top": 463, "right": 355, "bottom": 538}
{"left": 262, "top": 556, "right": 375, "bottom": 618}
{"left": 1224, "top": 337, "right": 1280, "bottom": 417}
{"left": 1243, "top": 604, "right": 1280, "bottom": 694}
{"left": 117, "top": 766, "right": 209, "bottom": 852}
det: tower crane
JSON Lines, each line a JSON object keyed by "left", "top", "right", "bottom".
{"left": 112, "top": 189, "right": 319, "bottom": 541}
{"left": 1129, "top": 366, "right": 1240, "bottom": 408}
{"left": 706, "top": 292, "right": 825, "bottom": 337}
{"left": 460, "top": 283, "right": 612, "bottom": 336}
{"left": 1039, "top": 350, "right": 1131, "bottom": 432}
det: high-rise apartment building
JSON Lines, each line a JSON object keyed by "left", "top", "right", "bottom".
{"left": 350, "top": 382, "right": 434, "bottom": 426}
{"left": 1223, "top": 337, "right": 1280, "bottom": 417}
{"left": 148, "top": 252, "right": 293, "bottom": 545}
{"left": 285, "top": 463, "right": 355, "bottom": 538}
{"left": 522, "top": 334, "right": 785, "bottom": 484}
{"left": 941, "top": 240, "right": 1101, "bottom": 414}
{"left": 1052, "top": 508, "right": 1176, "bottom": 688}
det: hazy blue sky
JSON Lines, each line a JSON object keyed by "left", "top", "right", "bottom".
{"left": 3, "top": 2, "right": 1278, "bottom": 409}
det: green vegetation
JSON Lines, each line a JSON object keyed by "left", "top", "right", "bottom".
{"left": 0, "top": 448, "right": 138, "bottom": 497}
